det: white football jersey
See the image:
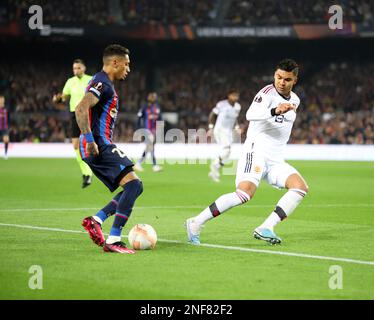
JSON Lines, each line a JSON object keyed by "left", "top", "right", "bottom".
{"left": 213, "top": 99, "right": 241, "bottom": 131}
{"left": 245, "top": 84, "right": 300, "bottom": 161}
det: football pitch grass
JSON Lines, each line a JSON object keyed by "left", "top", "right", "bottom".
{"left": 0, "top": 158, "right": 373, "bottom": 300}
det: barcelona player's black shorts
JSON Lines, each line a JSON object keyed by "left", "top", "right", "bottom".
{"left": 0, "top": 129, "right": 9, "bottom": 137}
{"left": 82, "top": 144, "right": 134, "bottom": 192}
{"left": 70, "top": 112, "right": 81, "bottom": 138}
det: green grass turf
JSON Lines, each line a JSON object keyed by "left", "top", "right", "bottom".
{"left": 0, "top": 158, "right": 374, "bottom": 299}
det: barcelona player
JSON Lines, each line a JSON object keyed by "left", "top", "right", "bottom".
{"left": 134, "top": 92, "right": 162, "bottom": 172}
{"left": 76, "top": 45, "right": 143, "bottom": 254}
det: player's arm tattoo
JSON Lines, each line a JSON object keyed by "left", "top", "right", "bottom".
{"left": 75, "top": 92, "right": 99, "bottom": 134}
{"left": 208, "top": 111, "right": 217, "bottom": 128}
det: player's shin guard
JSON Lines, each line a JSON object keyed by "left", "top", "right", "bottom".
{"left": 107, "top": 180, "right": 144, "bottom": 243}
{"left": 260, "top": 188, "right": 307, "bottom": 230}
{"left": 194, "top": 189, "right": 250, "bottom": 225}
{"left": 93, "top": 191, "right": 124, "bottom": 224}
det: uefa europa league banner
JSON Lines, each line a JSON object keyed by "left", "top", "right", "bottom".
{"left": 1, "top": 21, "right": 361, "bottom": 40}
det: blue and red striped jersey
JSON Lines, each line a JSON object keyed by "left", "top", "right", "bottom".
{"left": 85, "top": 71, "right": 119, "bottom": 146}
{"left": 0, "top": 107, "right": 8, "bottom": 131}
{"left": 137, "top": 103, "right": 162, "bottom": 133}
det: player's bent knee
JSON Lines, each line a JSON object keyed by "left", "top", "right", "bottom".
{"left": 301, "top": 184, "right": 309, "bottom": 194}
{"left": 286, "top": 174, "right": 309, "bottom": 194}
{"left": 119, "top": 170, "right": 140, "bottom": 186}
{"left": 289, "top": 184, "right": 308, "bottom": 195}
{"left": 130, "top": 179, "right": 143, "bottom": 196}
{"left": 237, "top": 181, "right": 257, "bottom": 199}
{"left": 293, "top": 181, "right": 309, "bottom": 194}
{"left": 122, "top": 178, "right": 143, "bottom": 196}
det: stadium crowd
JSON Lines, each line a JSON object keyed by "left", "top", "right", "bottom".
{"left": 157, "top": 60, "right": 374, "bottom": 144}
{"left": 1, "top": 0, "right": 217, "bottom": 26}
{"left": 2, "top": 0, "right": 373, "bottom": 26}
{"left": 1, "top": 59, "right": 373, "bottom": 145}
{"left": 0, "top": 59, "right": 146, "bottom": 143}
{"left": 121, "top": 0, "right": 217, "bottom": 25}
{"left": 4, "top": 0, "right": 112, "bottom": 25}
{"left": 226, "top": 0, "right": 374, "bottom": 26}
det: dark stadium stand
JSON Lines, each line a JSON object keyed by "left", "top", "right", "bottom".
{"left": 225, "top": 0, "right": 374, "bottom": 26}
{"left": 0, "top": 1, "right": 373, "bottom": 144}
{"left": 1, "top": 58, "right": 373, "bottom": 144}
{"left": 3, "top": 0, "right": 373, "bottom": 26}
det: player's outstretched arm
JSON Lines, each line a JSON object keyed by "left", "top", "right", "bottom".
{"left": 75, "top": 92, "right": 100, "bottom": 156}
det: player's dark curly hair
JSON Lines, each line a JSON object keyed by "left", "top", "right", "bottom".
{"left": 103, "top": 44, "right": 130, "bottom": 59}
{"left": 276, "top": 58, "right": 299, "bottom": 76}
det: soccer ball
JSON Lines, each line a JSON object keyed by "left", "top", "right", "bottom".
{"left": 128, "top": 224, "right": 157, "bottom": 250}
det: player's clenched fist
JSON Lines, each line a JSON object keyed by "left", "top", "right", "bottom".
{"left": 87, "top": 142, "right": 99, "bottom": 157}
{"left": 275, "top": 103, "right": 295, "bottom": 115}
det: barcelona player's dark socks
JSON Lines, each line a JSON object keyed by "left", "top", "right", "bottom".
{"left": 107, "top": 179, "right": 143, "bottom": 244}
{"left": 5, "top": 142, "right": 8, "bottom": 156}
{"left": 93, "top": 191, "right": 124, "bottom": 224}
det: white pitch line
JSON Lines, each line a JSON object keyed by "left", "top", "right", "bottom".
{"left": 0, "top": 222, "right": 373, "bottom": 267}
{"left": 0, "top": 208, "right": 99, "bottom": 212}
{"left": 0, "top": 203, "right": 374, "bottom": 213}
{"left": 0, "top": 223, "right": 86, "bottom": 234}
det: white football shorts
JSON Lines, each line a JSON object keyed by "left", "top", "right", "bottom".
{"left": 235, "top": 146, "right": 299, "bottom": 189}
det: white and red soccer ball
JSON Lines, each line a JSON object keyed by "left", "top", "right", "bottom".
{"left": 128, "top": 224, "right": 157, "bottom": 250}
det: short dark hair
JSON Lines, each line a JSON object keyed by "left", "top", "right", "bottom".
{"left": 276, "top": 58, "right": 299, "bottom": 76}
{"left": 103, "top": 44, "right": 130, "bottom": 61}
{"left": 73, "top": 59, "right": 85, "bottom": 66}
{"left": 227, "top": 88, "right": 239, "bottom": 95}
